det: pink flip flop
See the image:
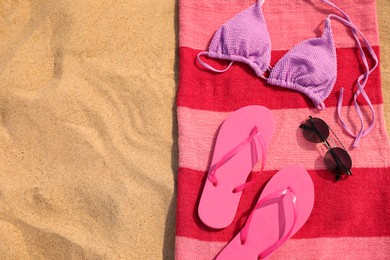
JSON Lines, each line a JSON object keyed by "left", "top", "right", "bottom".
{"left": 216, "top": 165, "right": 315, "bottom": 259}
{"left": 198, "top": 105, "right": 274, "bottom": 229}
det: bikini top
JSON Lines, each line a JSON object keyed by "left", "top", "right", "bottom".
{"left": 197, "top": 0, "right": 378, "bottom": 148}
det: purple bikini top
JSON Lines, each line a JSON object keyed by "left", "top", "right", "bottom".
{"left": 197, "top": 0, "right": 378, "bottom": 147}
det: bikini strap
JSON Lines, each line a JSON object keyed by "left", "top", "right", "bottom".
{"left": 321, "top": 0, "right": 379, "bottom": 148}
{"left": 196, "top": 51, "right": 234, "bottom": 73}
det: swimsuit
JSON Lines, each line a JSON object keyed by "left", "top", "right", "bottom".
{"left": 197, "top": 0, "right": 378, "bottom": 147}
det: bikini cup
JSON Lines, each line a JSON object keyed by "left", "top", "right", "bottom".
{"left": 198, "top": 0, "right": 271, "bottom": 78}
{"left": 197, "top": 0, "right": 378, "bottom": 147}
{"left": 267, "top": 18, "right": 336, "bottom": 111}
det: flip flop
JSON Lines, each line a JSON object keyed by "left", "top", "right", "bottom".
{"left": 198, "top": 105, "right": 274, "bottom": 229}
{"left": 215, "top": 165, "right": 315, "bottom": 259}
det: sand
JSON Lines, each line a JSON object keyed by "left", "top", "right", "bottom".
{"left": 0, "top": 0, "right": 388, "bottom": 259}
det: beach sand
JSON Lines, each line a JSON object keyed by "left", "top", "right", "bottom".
{"left": 0, "top": 0, "right": 388, "bottom": 259}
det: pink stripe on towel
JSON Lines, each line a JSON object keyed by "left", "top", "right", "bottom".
{"left": 179, "top": 0, "right": 380, "bottom": 50}
{"left": 177, "top": 105, "right": 390, "bottom": 171}
{"left": 175, "top": 236, "right": 390, "bottom": 260}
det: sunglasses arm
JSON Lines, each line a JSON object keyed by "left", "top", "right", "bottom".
{"left": 323, "top": 139, "right": 332, "bottom": 150}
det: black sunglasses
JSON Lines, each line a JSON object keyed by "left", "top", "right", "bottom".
{"left": 299, "top": 116, "right": 352, "bottom": 181}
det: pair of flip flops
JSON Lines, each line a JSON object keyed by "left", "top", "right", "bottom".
{"left": 198, "top": 106, "right": 315, "bottom": 259}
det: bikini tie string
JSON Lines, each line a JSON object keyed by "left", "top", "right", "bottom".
{"left": 322, "top": 0, "right": 378, "bottom": 147}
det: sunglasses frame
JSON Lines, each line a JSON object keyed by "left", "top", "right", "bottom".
{"left": 300, "top": 116, "right": 353, "bottom": 180}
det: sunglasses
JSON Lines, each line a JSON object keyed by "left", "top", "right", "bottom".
{"left": 299, "top": 116, "right": 352, "bottom": 181}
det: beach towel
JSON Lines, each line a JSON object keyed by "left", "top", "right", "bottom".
{"left": 176, "top": 0, "right": 390, "bottom": 259}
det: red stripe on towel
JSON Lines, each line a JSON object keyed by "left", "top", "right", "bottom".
{"left": 176, "top": 167, "right": 390, "bottom": 241}
{"left": 177, "top": 46, "right": 382, "bottom": 111}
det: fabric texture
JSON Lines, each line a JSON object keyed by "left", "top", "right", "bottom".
{"left": 176, "top": 0, "right": 390, "bottom": 259}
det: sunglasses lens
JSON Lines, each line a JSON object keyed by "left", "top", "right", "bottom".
{"left": 324, "top": 147, "right": 352, "bottom": 174}
{"left": 301, "top": 118, "right": 329, "bottom": 143}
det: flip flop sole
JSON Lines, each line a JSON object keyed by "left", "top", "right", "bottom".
{"left": 216, "top": 165, "right": 315, "bottom": 259}
{"left": 198, "top": 105, "right": 274, "bottom": 229}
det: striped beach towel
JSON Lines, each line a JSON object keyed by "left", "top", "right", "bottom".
{"left": 176, "top": 0, "right": 390, "bottom": 259}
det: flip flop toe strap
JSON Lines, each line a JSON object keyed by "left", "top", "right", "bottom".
{"left": 207, "top": 126, "right": 267, "bottom": 190}
{"left": 239, "top": 187, "right": 298, "bottom": 259}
